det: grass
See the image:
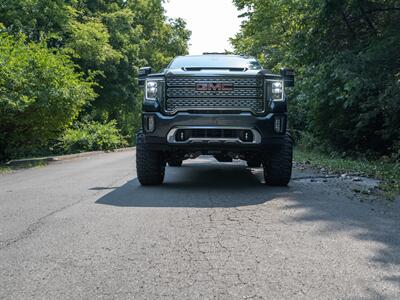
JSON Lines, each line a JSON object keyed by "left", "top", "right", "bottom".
{"left": 0, "top": 165, "right": 11, "bottom": 173}
{"left": 0, "top": 160, "right": 47, "bottom": 174}
{"left": 294, "top": 148, "right": 400, "bottom": 199}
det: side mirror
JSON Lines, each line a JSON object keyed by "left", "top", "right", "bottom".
{"left": 138, "top": 67, "right": 152, "bottom": 86}
{"left": 280, "top": 68, "right": 295, "bottom": 87}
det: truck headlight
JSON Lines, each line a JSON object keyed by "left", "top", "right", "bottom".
{"left": 271, "top": 80, "right": 284, "bottom": 101}
{"left": 145, "top": 80, "right": 160, "bottom": 101}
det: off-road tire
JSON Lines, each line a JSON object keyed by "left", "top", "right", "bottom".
{"left": 263, "top": 134, "right": 293, "bottom": 186}
{"left": 247, "top": 160, "right": 261, "bottom": 168}
{"left": 136, "top": 143, "right": 165, "bottom": 185}
{"left": 168, "top": 159, "right": 183, "bottom": 167}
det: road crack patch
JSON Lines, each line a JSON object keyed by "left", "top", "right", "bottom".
{"left": 0, "top": 173, "right": 130, "bottom": 251}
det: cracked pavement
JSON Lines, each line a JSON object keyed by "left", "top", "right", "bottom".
{"left": 1, "top": 150, "right": 400, "bottom": 299}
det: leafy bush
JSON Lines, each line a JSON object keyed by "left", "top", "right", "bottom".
{"left": 298, "top": 46, "right": 400, "bottom": 157}
{"left": 59, "top": 120, "right": 127, "bottom": 153}
{"left": 0, "top": 32, "right": 96, "bottom": 160}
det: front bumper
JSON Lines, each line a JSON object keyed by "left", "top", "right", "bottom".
{"left": 140, "top": 112, "right": 287, "bottom": 151}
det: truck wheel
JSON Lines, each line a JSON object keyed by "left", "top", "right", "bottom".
{"left": 136, "top": 143, "right": 165, "bottom": 185}
{"left": 264, "top": 134, "right": 293, "bottom": 186}
{"left": 168, "top": 159, "right": 183, "bottom": 167}
{"left": 247, "top": 159, "right": 261, "bottom": 168}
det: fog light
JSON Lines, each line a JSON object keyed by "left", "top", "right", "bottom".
{"left": 144, "top": 115, "right": 155, "bottom": 132}
{"left": 241, "top": 130, "right": 254, "bottom": 142}
{"left": 274, "top": 116, "right": 285, "bottom": 133}
{"left": 175, "top": 130, "right": 187, "bottom": 142}
{"left": 148, "top": 116, "right": 155, "bottom": 132}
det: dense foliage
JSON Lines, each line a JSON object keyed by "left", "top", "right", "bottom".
{"left": 232, "top": 0, "right": 400, "bottom": 159}
{"left": 0, "top": 32, "right": 95, "bottom": 159}
{"left": 0, "top": 0, "right": 190, "bottom": 160}
{"left": 59, "top": 120, "right": 127, "bottom": 154}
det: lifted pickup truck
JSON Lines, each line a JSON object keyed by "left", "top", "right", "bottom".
{"left": 136, "top": 54, "right": 294, "bottom": 186}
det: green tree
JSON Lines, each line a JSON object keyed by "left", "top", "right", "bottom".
{"left": 0, "top": 0, "right": 70, "bottom": 43}
{"left": 233, "top": 0, "right": 400, "bottom": 158}
{"left": 0, "top": 0, "right": 191, "bottom": 159}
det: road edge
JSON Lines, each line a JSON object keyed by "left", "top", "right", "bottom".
{"left": 5, "top": 147, "right": 136, "bottom": 167}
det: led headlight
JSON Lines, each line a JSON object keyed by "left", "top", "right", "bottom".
{"left": 145, "top": 80, "right": 159, "bottom": 100}
{"left": 271, "top": 80, "right": 284, "bottom": 101}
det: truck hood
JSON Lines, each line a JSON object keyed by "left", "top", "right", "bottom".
{"left": 148, "top": 68, "right": 281, "bottom": 78}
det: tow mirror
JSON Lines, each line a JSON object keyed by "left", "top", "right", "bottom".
{"left": 138, "top": 67, "right": 152, "bottom": 86}
{"left": 280, "top": 68, "right": 295, "bottom": 87}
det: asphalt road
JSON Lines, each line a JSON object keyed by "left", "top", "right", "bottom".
{"left": 1, "top": 150, "right": 399, "bottom": 299}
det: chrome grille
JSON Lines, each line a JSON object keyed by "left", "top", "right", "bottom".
{"left": 167, "top": 87, "right": 263, "bottom": 98}
{"left": 165, "top": 76, "right": 265, "bottom": 114}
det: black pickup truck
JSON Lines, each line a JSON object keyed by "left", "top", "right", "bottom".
{"left": 136, "top": 54, "right": 294, "bottom": 186}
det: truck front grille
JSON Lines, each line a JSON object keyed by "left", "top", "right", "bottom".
{"left": 166, "top": 98, "right": 264, "bottom": 113}
{"left": 165, "top": 77, "right": 265, "bottom": 114}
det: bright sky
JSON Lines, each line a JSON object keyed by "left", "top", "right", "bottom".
{"left": 164, "top": 0, "right": 242, "bottom": 55}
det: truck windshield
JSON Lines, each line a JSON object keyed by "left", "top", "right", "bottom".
{"left": 169, "top": 55, "right": 262, "bottom": 70}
